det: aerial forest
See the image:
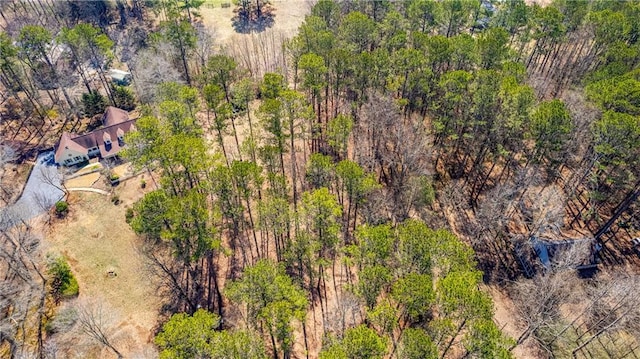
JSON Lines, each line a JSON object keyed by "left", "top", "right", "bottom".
{"left": 1, "top": 0, "right": 640, "bottom": 358}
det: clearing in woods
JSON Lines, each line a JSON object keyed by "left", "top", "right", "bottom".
{"left": 44, "top": 177, "right": 159, "bottom": 358}
{"left": 200, "top": 0, "right": 310, "bottom": 46}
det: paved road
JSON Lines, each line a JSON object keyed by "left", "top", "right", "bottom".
{"left": 0, "top": 151, "right": 64, "bottom": 229}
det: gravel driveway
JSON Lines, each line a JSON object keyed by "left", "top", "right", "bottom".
{"left": 0, "top": 151, "right": 64, "bottom": 229}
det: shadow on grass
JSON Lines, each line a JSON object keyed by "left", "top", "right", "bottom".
{"left": 232, "top": 6, "right": 275, "bottom": 34}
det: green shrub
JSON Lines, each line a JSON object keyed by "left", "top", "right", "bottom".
{"left": 111, "top": 194, "right": 120, "bottom": 205}
{"left": 55, "top": 201, "right": 68, "bottom": 218}
{"left": 44, "top": 319, "right": 55, "bottom": 336}
{"left": 140, "top": 179, "right": 146, "bottom": 188}
{"left": 125, "top": 207, "right": 134, "bottom": 224}
{"left": 82, "top": 90, "right": 107, "bottom": 117}
{"left": 47, "top": 255, "right": 79, "bottom": 302}
{"left": 418, "top": 176, "right": 435, "bottom": 206}
{"left": 109, "top": 173, "right": 120, "bottom": 186}
{"left": 111, "top": 84, "right": 136, "bottom": 111}
{"left": 63, "top": 276, "right": 79, "bottom": 297}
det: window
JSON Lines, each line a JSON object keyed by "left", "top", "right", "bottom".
{"left": 117, "top": 128, "right": 125, "bottom": 146}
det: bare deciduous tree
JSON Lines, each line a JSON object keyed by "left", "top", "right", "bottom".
{"left": 193, "top": 24, "right": 216, "bottom": 73}
{"left": 571, "top": 272, "right": 640, "bottom": 357}
{"left": 225, "top": 29, "right": 288, "bottom": 78}
{"left": 512, "top": 267, "right": 640, "bottom": 357}
{"left": 31, "top": 191, "right": 53, "bottom": 224}
{"left": 357, "top": 92, "right": 431, "bottom": 221}
{"left": 511, "top": 270, "right": 580, "bottom": 352}
{"left": 323, "top": 291, "right": 363, "bottom": 338}
{"left": 0, "top": 217, "right": 47, "bottom": 359}
{"left": 0, "top": 144, "right": 17, "bottom": 165}
{"left": 0, "top": 144, "right": 17, "bottom": 206}
{"left": 129, "top": 46, "right": 184, "bottom": 104}
{"left": 137, "top": 241, "right": 200, "bottom": 314}
{"left": 38, "top": 165, "right": 67, "bottom": 198}
{"left": 521, "top": 186, "right": 566, "bottom": 238}
{"left": 75, "top": 298, "right": 124, "bottom": 359}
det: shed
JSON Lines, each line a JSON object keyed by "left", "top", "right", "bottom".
{"left": 108, "top": 69, "right": 132, "bottom": 86}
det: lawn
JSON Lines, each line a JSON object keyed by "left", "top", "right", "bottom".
{"left": 45, "top": 180, "right": 159, "bottom": 358}
{"left": 64, "top": 172, "right": 101, "bottom": 188}
{"left": 202, "top": 0, "right": 230, "bottom": 8}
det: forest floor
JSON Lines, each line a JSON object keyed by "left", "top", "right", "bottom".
{"left": 42, "top": 173, "right": 161, "bottom": 358}
{"left": 0, "top": 161, "right": 32, "bottom": 206}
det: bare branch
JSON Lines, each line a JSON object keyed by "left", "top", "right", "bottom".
{"left": 74, "top": 298, "right": 124, "bottom": 359}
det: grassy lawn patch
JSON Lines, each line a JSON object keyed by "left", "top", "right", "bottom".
{"left": 45, "top": 187, "right": 160, "bottom": 357}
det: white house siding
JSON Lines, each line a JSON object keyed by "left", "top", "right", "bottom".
{"left": 59, "top": 147, "right": 88, "bottom": 165}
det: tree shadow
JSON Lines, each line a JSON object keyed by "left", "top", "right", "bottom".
{"left": 232, "top": 6, "right": 275, "bottom": 34}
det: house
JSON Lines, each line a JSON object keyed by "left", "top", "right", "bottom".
{"left": 54, "top": 107, "right": 137, "bottom": 166}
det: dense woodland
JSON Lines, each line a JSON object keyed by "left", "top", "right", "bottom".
{"left": 2, "top": 0, "right": 640, "bottom": 358}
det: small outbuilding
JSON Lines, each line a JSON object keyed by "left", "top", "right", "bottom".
{"left": 108, "top": 69, "right": 132, "bottom": 86}
{"left": 515, "top": 235, "right": 601, "bottom": 278}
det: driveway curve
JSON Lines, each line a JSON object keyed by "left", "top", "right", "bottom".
{"left": 0, "top": 151, "right": 64, "bottom": 229}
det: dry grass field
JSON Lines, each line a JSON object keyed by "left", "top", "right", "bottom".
{"left": 200, "top": 0, "right": 310, "bottom": 46}
{"left": 44, "top": 177, "right": 160, "bottom": 358}
{"left": 64, "top": 172, "right": 101, "bottom": 188}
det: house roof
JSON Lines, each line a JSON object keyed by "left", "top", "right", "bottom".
{"left": 72, "top": 119, "right": 137, "bottom": 158}
{"left": 55, "top": 107, "right": 136, "bottom": 163}
{"left": 102, "top": 106, "right": 130, "bottom": 127}
{"left": 531, "top": 236, "right": 597, "bottom": 270}
{"left": 55, "top": 132, "right": 87, "bottom": 162}
{"left": 108, "top": 69, "right": 131, "bottom": 81}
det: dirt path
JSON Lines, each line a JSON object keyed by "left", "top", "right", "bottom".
{"left": 66, "top": 187, "right": 109, "bottom": 195}
{"left": 45, "top": 181, "right": 160, "bottom": 358}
